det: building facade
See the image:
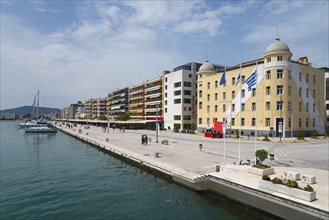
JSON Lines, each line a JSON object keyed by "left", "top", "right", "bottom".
{"left": 108, "top": 87, "right": 129, "bottom": 118}
{"left": 163, "top": 62, "right": 201, "bottom": 131}
{"left": 128, "top": 83, "right": 145, "bottom": 120}
{"left": 144, "top": 75, "right": 164, "bottom": 126}
{"left": 197, "top": 38, "right": 326, "bottom": 137}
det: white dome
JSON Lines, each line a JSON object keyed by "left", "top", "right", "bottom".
{"left": 265, "top": 38, "right": 290, "bottom": 54}
{"left": 199, "top": 61, "right": 215, "bottom": 72}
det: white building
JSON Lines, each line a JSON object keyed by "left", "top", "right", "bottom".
{"left": 163, "top": 62, "right": 201, "bottom": 131}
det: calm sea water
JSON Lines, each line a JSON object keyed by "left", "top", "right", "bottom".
{"left": 0, "top": 120, "right": 264, "bottom": 220}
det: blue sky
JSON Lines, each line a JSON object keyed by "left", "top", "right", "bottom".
{"left": 1, "top": 0, "right": 328, "bottom": 109}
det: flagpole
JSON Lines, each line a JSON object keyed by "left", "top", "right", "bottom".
{"left": 223, "top": 66, "right": 226, "bottom": 165}
{"left": 254, "top": 62, "right": 258, "bottom": 164}
{"left": 238, "top": 62, "right": 242, "bottom": 163}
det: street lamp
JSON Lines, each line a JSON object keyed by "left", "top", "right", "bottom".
{"left": 279, "top": 95, "right": 283, "bottom": 141}
{"left": 156, "top": 104, "right": 159, "bottom": 143}
{"left": 107, "top": 108, "right": 110, "bottom": 133}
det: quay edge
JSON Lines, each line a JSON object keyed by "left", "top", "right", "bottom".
{"left": 56, "top": 126, "right": 329, "bottom": 220}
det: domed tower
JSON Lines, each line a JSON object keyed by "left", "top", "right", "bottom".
{"left": 263, "top": 38, "right": 293, "bottom": 139}
{"left": 197, "top": 60, "right": 216, "bottom": 78}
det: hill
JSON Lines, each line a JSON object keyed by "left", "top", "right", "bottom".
{"left": 0, "top": 106, "right": 59, "bottom": 115}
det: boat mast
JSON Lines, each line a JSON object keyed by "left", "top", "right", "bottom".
{"left": 36, "top": 90, "right": 39, "bottom": 120}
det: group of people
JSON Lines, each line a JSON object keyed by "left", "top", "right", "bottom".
{"left": 141, "top": 134, "right": 148, "bottom": 145}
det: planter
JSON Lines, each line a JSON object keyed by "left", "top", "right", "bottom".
{"left": 258, "top": 180, "right": 316, "bottom": 202}
{"left": 249, "top": 167, "right": 275, "bottom": 176}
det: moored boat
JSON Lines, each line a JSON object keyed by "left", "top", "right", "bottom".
{"left": 25, "top": 126, "right": 57, "bottom": 133}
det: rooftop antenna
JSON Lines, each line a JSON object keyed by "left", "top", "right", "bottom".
{"left": 276, "top": 26, "right": 280, "bottom": 40}
{"left": 206, "top": 51, "right": 209, "bottom": 62}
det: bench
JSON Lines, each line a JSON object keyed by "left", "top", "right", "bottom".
{"left": 161, "top": 139, "right": 169, "bottom": 145}
{"left": 302, "top": 175, "right": 316, "bottom": 184}
{"left": 288, "top": 172, "right": 301, "bottom": 181}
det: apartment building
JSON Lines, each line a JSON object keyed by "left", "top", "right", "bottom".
{"left": 144, "top": 75, "right": 164, "bottom": 126}
{"left": 197, "top": 38, "right": 326, "bottom": 137}
{"left": 108, "top": 87, "right": 129, "bottom": 118}
{"left": 128, "top": 83, "right": 145, "bottom": 120}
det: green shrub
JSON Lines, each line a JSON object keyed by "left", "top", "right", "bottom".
{"left": 303, "top": 184, "right": 314, "bottom": 192}
{"left": 235, "top": 129, "right": 240, "bottom": 138}
{"left": 262, "top": 175, "right": 271, "bottom": 181}
{"left": 297, "top": 131, "right": 305, "bottom": 140}
{"left": 255, "top": 149, "right": 268, "bottom": 165}
{"left": 253, "top": 164, "right": 270, "bottom": 169}
{"left": 190, "top": 129, "right": 196, "bottom": 134}
{"left": 311, "top": 130, "right": 319, "bottom": 139}
{"left": 271, "top": 177, "right": 283, "bottom": 184}
{"left": 262, "top": 133, "right": 270, "bottom": 141}
{"left": 286, "top": 180, "right": 299, "bottom": 188}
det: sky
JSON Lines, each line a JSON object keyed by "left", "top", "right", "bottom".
{"left": 1, "top": 0, "right": 328, "bottom": 110}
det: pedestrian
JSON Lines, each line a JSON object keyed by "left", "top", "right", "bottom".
{"left": 145, "top": 135, "right": 148, "bottom": 145}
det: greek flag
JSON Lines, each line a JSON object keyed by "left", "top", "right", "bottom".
{"left": 245, "top": 69, "right": 257, "bottom": 91}
{"left": 219, "top": 71, "right": 226, "bottom": 86}
{"left": 235, "top": 72, "right": 241, "bottom": 86}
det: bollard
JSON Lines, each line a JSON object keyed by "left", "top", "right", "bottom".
{"left": 199, "top": 144, "right": 203, "bottom": 151}
{"left": 216, "top": 165, "right": 220, "bottom": 172}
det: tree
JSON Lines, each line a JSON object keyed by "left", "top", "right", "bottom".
{"left": 115, "top": 114, "right": 131, "bottom": 121}
{"left": 255, "top": 149, "right": 268, "bottom": 165}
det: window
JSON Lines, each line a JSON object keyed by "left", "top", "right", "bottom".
{"left": 215, "top": 105, "right": 218, "bottom": 112}
{"left": 252, "top": 88, "right": 256, "bottom": 97}
{"left": 165, "top": 77, "right": 168, "bottom": 82}
{"left": 241, "top": 118, "right": 245, "bottom": 126}
{"left": 232, "top": 104, "right": 235, "bottom": 112}
{"left": 299, "top": 88, "right": 302, "bottom": 97}
{"left": 242, "top": 89, "right": 245, "bottom": 98}
{"left": 174, "top": 90, "right": 181, "bottom": 96}
{"left": 199, "top": 118, "right": 202, "bottom": 124}
{"left": 266, "top": 70, "right": 271, "bottom": 80}
{"left": 232, "top": 91, "right": 235, "bottom": 99}
{"left": 299, "top": 72, "right": 302, "bottom": 81}
{"left": 207, "top": 94, "right": 210, "bottom": 101}
{"left": 207, "top": 105, "right": 210, "bottom": 113}
{"left": 306, "top": 74, "right": 309, "bottom": 82}
{"left": 165, "top": 108, "right": 167, "bottom": 113}
{"left": 313, "top": 118, "right": 315, "bottom": 127}
{"left": 288, "top": 118, "right": 291, "bottom": 127}
{"left": 183, "top": 107, "right": 187, "bottom": 111}
{"left": 174, "top": 115, "right": 181, "bottom": 120}
{"left": 215, "top": 93, "right": 218, "bottom": 101}
{"left": 165, "top": 85, "right": 168, "bottom": 90}
{"left": 313, "top": 103, "right": 316, "bottom": 112}
{"left": 299, "top": 118, "right": 302, "bottom": 127}
{"left": 267, "top": 57, "right": 271, "bottom": 63}
{"left": 199, "top": 83, "right": 202, "bottom": 87}
{"left": 313, "top": 75, "right": 316, "bottom": 84}
{"left": 306, "top": 103, "right": 309, "bottom": 112}
{"left": 232, "top": 118, "right": 235, "bottom": 126}
{"left": 223, "top": 104, "right": 226, "bottom": 112}
{"left": 299, "top": 102, "right": 302, "bottom": 111}
{"left": 207, "top": 82, "right": 210, "bottom": 89}
{"left": 313, "top": 90, "right": 315, "bottom": 99}
{"left": 306, "top": 89, "right": 309, "bottom": 97}
{"left": 165, "top": 100, "right": 167, "bottom": 105}
{"left": 266, "top": 118, "right": 270, "bottom": 127}
{"left": 184, "top": 82, "right": 192, "bottom": 87}
{"left": 277, "top": 101, "right": 283, "bottom": 111}
{"left": 215, "top": 80, "right": 218, "bottom": 88}
{"left": 232, "top": 77, "right": 235, "bottom": 85}
{"left": 277, "top": 55, "right": 283, "bottom": 61}
{"left": 252, "top": 102, "right": 256, "bottom": 111}
{"left": 174, "top": 82, "right": 181, "bottom": 88}
{"left": 288, "top": 86, "right": 291, "bottom": 95}
{"left": 288, "top": 101, "right": 291, "bottom": 111}
{"left": 184, "top": 90, "right": 191, "bottom": 95}
{"left": 266, "top": 86, "right": 271, "bottom": 95}
{"left": 199, "top": 102, "right": 202, "bottom": 109}
{"left": 277, "top": 85, "right": 283, "bottom": 95}
{"left": 252, "top": 118, "right": 256, "bottom": 126}
{"left": 183, "top": 99, "right": 191, "bottom": 104}
{"left": 183, "top": 115, "right": 191, "bottom": 120}
{"left": 266, "top": 102, "right": 271, "bottom": 110}
{"left": 242, "top": 75, "right": 245, "bottom": 83}
{"left": 241, "top": 103, "right": 245, "bottom": 111}
{"left": 223, "top": 92, "right": 226, "bottom": 100}
{"left": 165, "top": 92, "right": 167, "bottom": 98}
{"left": 199, "top": 90, "right": 202, "bottom": 98}
{"left": 174, "top": 99, "right": 181, "bottom": 104}
{"left": 188, "top": 107, "right": 192, "bottom": 111}
{"left": 277, "top": 69, "right": 283, "bottom": 79}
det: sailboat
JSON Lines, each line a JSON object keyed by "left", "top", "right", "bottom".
{"left": 19, "top": 90, "right": 57, "bottom": 133}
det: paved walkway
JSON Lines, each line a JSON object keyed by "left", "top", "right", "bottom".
{"left": 57, "top": 124, "right": 329, "bottom": 213}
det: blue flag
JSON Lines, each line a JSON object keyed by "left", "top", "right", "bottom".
{"left": 245, "top": 69, "right": 257, "bottom": 91}
{"left": 220, "top": 71, "right": 226, "bottom": 85}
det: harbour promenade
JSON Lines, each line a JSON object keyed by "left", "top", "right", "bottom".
{"left": 55, "top": 123, "right": 328, "bottom": 219}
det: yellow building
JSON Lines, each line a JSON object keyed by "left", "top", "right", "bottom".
{"left": 197, "top": 38, "right": 326, "bottom": 137}
{"left": 129, "top": 82, "right": 145, "bottom": 120}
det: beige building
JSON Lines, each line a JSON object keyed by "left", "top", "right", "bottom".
{"left": 197, "top": 38, "right": 326, "bottom": 137}
{"left": 129, "top": 83, "right": 145, "bottom": 120}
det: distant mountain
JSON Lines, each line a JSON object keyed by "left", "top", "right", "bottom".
{"left": 0, "top": 106, "right": 59, "bottom": 115}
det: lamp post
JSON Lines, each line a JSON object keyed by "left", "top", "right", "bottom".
{"left": 279, "top": 95, "right": 282, "bottom": 142}
{"left": 156, "top": 104, "right": 159, "bottom": 143}
{"left": 290, "top": 107, "right": 293, "bottom": 138}
{"left": 107, "top": 108, "right": 110, "bottom": 133}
